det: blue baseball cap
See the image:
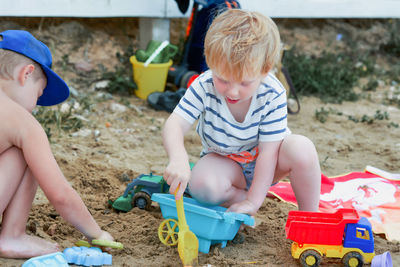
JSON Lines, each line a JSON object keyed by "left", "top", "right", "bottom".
{"left": 0, "top": 30, "right": 69, "bottom": 106}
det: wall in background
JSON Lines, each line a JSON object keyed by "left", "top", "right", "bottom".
{"left": 0, "top": 0, "right": 399, "bottom": 18}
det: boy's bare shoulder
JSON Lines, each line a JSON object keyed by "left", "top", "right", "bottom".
{"left": 0, "top": 95, "right": 43, "bottom": 151}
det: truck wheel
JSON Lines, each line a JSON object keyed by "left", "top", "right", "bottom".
{"left": 342, "top": 252, "right": 364, "bottom": 267}
{"left": 300, "top": 249, "right": 321, "bottom": 267}
{"left": 133, "top": 192, "right": 151, "bottom": 210}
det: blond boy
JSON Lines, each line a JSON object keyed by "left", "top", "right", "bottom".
{"left": 0, "top": 30, "right": 113, "bottom": 258}
{"left": 162, "top": 9, "right": 321, "bottom": 215}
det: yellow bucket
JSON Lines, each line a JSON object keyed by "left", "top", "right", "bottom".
{"left": 130, "top": 56, "right": 172, "bottom": 100}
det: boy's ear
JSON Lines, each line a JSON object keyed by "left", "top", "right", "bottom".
{"left": 17, "top": 64, "right": 35, "bottom": 86}
{"left": 263, "top": 63, "right": 273, "bottom": 75}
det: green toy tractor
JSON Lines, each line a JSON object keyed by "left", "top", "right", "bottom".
{"left": 111, "top": 164, "right": 194, "bottom": 212}
{"left": 110, "top": 173, "right": 170, "bottom": 211}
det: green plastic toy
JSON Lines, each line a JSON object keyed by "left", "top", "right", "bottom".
{"left": 135, "top": 40, "right": 178, "bottom": 64}
{"left": 110, "top": 164, "right": 195, "bottom": 212}
{"left": 110, "top": 173, "right": 169, "bottom": 212}
{"left": 75, "top": 239, "right": 124, "bottom": 249}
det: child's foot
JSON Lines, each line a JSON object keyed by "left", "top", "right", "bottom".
{"left": 0, "top": 234, "right": 60, "bottom": 258}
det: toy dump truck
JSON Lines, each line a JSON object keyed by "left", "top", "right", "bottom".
{"left": 110, "top": 173, "right": 169, "bottom": 211}
{"left": 285, "top": 208, "right": 375, "bottom": 267}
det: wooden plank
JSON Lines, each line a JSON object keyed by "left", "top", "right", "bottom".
{"left": 0, "top": 0, "right": 399, "bottom": 18}
{"left": 0, "top": 0, "right": 185, "bottom": 18}
{"left": 240, "top": 0, "right": 400, "bottom": 18}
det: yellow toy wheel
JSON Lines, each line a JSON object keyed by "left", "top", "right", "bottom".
{"left": 300, "top": 249, "right": 321, "bottom": 267}
{"left": 342, "top": 252, "right": 363, "bottom": 267}
{"left": 158, "top": 218, "right": 179, "bottom": 246}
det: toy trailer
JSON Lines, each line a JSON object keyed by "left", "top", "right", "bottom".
{"left": 285, "top": 208, "right": 375, "bottom": 267}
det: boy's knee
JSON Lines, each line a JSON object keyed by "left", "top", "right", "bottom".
{"left": 0, "top": 147, "right": 27, "bottom": 171}
{"left": 188, "top": 176, "right": 223, "bottom": 205}
{"left": 283, "top": 135, "right": 318, "bottom": 166}
{"left": 188, "top": 177, "right": 213, "bottom": 195}
{"left": 4, "top": 146, "right": 24, "bottom": 159}
{"left": 285, "top": 134, "right": 316, "bottom": 152}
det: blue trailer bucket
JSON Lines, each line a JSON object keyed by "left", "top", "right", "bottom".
{"left": 151, "top": 193, "right": 254, "bottom": 253}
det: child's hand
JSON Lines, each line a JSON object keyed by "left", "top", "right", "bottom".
{"left": 88, "top": 230, "right": 114, "bottom": 243}
{"left": 95, "top": 230, "right": 114, "bottom": 242}
{"left": 164, "top": 160, "right": 191, "bottom": 200}
{"left": 89, "top": 230, "right": 115, "bottom": 252}
{"left": 227, "top": 199, "right": 258, "bottom": 216}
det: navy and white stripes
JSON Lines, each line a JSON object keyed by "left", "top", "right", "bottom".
{"left": 173, "top": 70, "right": 290, "bottom": 156}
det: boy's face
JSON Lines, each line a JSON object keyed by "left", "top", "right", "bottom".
{"left": 212, "top": 72, "right": 264, "bottom": 104}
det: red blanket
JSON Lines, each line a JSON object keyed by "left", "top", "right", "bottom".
{"left": 269, "top": 169, "right": 400, "bottom": 241}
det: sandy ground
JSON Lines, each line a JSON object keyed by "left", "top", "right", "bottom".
{"left": 0, "top": 17, "right": 399, "bottom": 267}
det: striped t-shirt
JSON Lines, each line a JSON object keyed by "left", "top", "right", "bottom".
{"left": 174, "top": 70, "right": 291, "bottom": 157}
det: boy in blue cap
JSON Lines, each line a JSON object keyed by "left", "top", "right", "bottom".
{"left": 0, "top": 30, "right": 114, "bottom": 258}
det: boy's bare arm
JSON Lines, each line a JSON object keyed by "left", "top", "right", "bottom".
{"left": 229, "top": 140, "right": 281, "bottom": 215}
{"left": 11, "top": 105, "right": 105, "bottom": 240}
{"left": 248, "top": 141, "right": 281, "bottom": 207}
{"left": 162, "top": 113, "right": 192, "bottom": 199}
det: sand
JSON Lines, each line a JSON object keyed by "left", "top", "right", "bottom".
{"left": 0, "top": 17, "right": 399, "bottom": 267}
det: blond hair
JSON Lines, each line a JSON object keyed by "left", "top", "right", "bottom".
{"left": 204, "top": 9, "right": 281, "bottom": 81}
{"left": 0, "top": 48, "right": 44, "bottom": 80}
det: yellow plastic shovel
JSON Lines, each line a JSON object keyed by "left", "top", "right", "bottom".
{"left": 175, "top": 189, "right": 198, "bottom": 266}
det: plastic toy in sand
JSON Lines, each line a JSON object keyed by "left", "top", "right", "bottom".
{"left": 75, "top": 239, "right": 124, "bottom": 249}
{"left": 174, "top": 187, "right": 198, "bottom": 266}
{"left": 63, "top": 246, "right": 112, "bottom": 266}
{"left": 286, "top": 208, "right": 375, "bottom": 267}
{"left": 110, "top": 167, "right": 194, "bottom": 212}
{"left": 110, "top": 173, "right": 170, "bottom": 212}
{"left": 22, "top": 252, "right": 69, "bottom": 267}
{"left": 151, "top": 193, "right": 254, "bottom": 254}
{"left": 371, "top": 252, "right": 393, "bottom": 267}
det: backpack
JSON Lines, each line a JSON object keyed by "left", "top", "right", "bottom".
{"left": 186, "top": 0, "right": 241, "bottom": 73}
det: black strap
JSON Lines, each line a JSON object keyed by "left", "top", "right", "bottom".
{"left": 282, "top": 66, "right": 300, "bottom": 114}
{"left": 174, "top": 0, "right": 190, "bottom": 14}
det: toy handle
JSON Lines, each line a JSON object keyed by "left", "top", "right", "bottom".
{"left": 221, "top": 212, "right": 255, "bottom": 226}
{"left": 144, "top": 40, "right": 169, "bottom": 67}
{"left": 175, "top": 188, "right": 189, "bottom": 231}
